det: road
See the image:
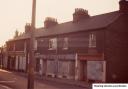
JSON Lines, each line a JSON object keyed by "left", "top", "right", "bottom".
{"left": 0, "top": 69, "right": 87, "bottom": 89}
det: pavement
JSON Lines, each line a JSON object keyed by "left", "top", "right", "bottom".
{"left": 39, "top": 75, "right": 90, "bottom": 88}
{"left": 14, "top": 71, "right": 91, "bottom": 88}
{"left": 0, "top": 69, "right": 90, "bottom": 89}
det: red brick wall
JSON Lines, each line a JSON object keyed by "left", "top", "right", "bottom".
{"left": 105, "top": 13, "right": 128, "bottom": 82}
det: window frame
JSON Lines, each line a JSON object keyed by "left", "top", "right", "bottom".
{"left": 89, "top": 33, "right": 96, "bottom": 48}
{"left": 62, "top": 37, "right": 69, "bottom": 50}
{"left": 48, "top": 38, "right": 57, "bottom": 50}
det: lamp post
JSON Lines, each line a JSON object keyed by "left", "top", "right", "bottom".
{"left": 27, "top": 0, "right": 36, "bottom": 89}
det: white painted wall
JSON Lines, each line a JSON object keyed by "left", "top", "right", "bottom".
{"left": 22, "top": 56, "right": 26, "bottom": 71}
{"left": 19, "top": 56, "right": 26, "bottom": 71}
{"left": 19, "top": 56, "right": 22, "bottom": 70}
{"left": 3, "top": 56, "right": 8, "bottom": 68}
{"left": 15, "top": 56, "right": 19, "bottom": 70}
{"left": 39, "top": 59, "right": 43, "bottom": 75}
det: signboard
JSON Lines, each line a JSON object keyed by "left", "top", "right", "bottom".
{"left": 35, "top": 54, "right": 76, "bottom": 60}
{"left": 78, "top": 53, "right": 104, "bottom": 61}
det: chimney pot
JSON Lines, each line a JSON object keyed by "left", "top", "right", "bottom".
{"left": 44, "top": 17, "right": 58, "bottom": 28}
{"left": 73, "top": 8, "right": 90, "bottom": 22}
{"left": 25, "top": 23, "right": 31, "bottom": 33}
{"left": 119, "top": 0, "right": 128, "bottom": 13}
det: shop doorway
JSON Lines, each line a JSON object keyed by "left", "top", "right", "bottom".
{"left": 79, "top": 60, "right": 87, "bottom": 81}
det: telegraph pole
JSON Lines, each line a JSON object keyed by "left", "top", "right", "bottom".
{"left": 27, "top": 0, "right": 36, "bottom": 89}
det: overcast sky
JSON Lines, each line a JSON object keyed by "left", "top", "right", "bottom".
{"left": 0, "top": 0, "right": 119, "bottom": 46}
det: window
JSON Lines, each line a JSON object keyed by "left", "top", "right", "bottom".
{"left": 89, "top": 33, "right": 96, "bottom": 48}
{"left": 63, "top": 37, "right": 68, "bottom": 50}
{"left": 49, "top": 38, "right": 57, "bottom": 50}
{"left": 37, "top": 39, "right": 44, "bottom": 47}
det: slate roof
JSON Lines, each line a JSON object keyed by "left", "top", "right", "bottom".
{"left": 8, "top": 33, "right": 30, "bottom": 41}
{"left": 10, "top": 11, "right": 121, "bottom": 41}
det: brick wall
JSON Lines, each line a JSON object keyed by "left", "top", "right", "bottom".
{"left": 105, "top": 13, "right": 128, "bottom": 82}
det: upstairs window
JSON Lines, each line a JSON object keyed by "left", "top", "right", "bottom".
{"left": 89, "top": 33, "right": 96, "bottom": 48}
{"left": 63, "top": 37, "right": 68, "bottom": 50}
{"left": 49, "top": 38, "right": 57, "bottom": 50}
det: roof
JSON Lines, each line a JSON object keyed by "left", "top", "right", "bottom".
{"left": 10, "top": 11, "right": 121, "bottom": 41}
{"left": 8, "top": 33, "right": 30, "bottom": 42}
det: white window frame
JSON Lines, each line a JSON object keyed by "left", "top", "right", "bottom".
{"left": 63, "top": 37, "right": 68, "bottom": 50}
{"left": 89, "top": 33, "right": 96, "bottom": 48}
{"left": 49, "top": 38, "right": 57, "bottom": 50}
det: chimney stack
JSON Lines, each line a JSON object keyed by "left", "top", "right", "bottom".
{"left": 119, "top": 0, "right": 128, "bottom": 13}
{"left": 25, "top": 23, "right": 31, "bottom": 33}
{"left": 73, "top": 8, "right": 90, "bottom": 22}
{"left": 44, "top": 17, "right": 58, "bottom": 28}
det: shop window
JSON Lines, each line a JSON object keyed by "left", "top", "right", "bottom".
{"left": 49, "top": 38, "right": 57, "bottom": 50}
{"left": 63, "top": 37, "right": 68, "bottom": 50}
{"left": 89, "top": 33, "right": 96, "bottom": 48}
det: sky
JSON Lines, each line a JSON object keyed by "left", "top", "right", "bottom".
{"left": 0, "top": 0, "right": 119, "bottom": 46}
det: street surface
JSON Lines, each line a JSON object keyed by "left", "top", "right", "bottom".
{"left": 0, "top": 69, "right": 87, "bottom": 89}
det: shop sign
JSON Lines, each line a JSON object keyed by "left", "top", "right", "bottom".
{"left": 78, "top": 54, "right": 104, "bottom": 60}
{"left": 36, "top": 54, "right": 76, "bottom": 60}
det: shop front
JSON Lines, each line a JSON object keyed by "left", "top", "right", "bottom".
{"left": 75, "top": 53, "right": 105, "bottom": 82}
{"left": 36, "top": 54, "right": 76, "bottom": 79}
